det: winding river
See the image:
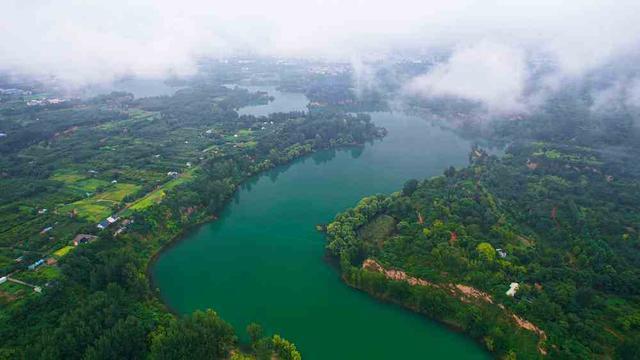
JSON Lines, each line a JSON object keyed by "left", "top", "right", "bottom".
{"left": 153, "top": 87, "right": 488, "bottom": 359}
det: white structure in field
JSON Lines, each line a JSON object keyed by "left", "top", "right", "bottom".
{"left": 506, "top": 282, "right": 519, "bottom": 297}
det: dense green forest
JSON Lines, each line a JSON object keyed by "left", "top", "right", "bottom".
{"left": 0, "top": 81, "right": 382, "bottom": 358}
{"left": 326, "top": 142, "right": 640, "bottom": 359}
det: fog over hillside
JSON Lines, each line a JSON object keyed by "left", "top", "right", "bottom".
{"left": 2, "top": 0, "right": 640, "bottom": 111}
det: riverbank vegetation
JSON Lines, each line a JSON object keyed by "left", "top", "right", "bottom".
{"left": 326, "top": 143, "right": 640, "bottom": 359}
{"left": 0, "top": 80, "right": 383, "bottom": 357}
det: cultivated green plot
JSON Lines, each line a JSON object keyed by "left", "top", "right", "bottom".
{"left": 59, "top": 200, "right": 112, "bottom": 222}
{"left": 127, "top": 172, "right": 193, "bottom": 212}
{"left": 50, "top": 172, "right": 86, "bottom": 183}
{"left": 71, "top": 178, "right": 110, "bottom": 192}
{"left": 53, "top": 246, "right": 74, "bottom": 258}
{"left": 96, "top": 183, "right": 141, "bottom": 202}
{"left": 59, "top": 183, "right": 141, "bottom": 221}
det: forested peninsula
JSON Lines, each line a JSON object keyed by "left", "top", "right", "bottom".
{"left": 327, "top": 142, "right": 640, "bottom": 359}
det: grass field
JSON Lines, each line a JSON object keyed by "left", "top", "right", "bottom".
{"left": 236, "top": 129, "right": 253, "bottom": 137}
{"left": 358, "top": 214, "right": 396, "bottom": 247}
{"left": 59, "top": 183, "right": 141, "bottom": 221}
{"left": 97, "top": 109, "right": 158, "bottom": 130}
{"left": 72, "top": 179, "right": 110, "bottom": 192}
{"left": 51, "top": 172, "right": 86, "bottom": 183}
{"left": 127, "top": 172, "right": 194, "bottom": 212}
{"left": 96, "top": 183, "right": 140, "bottom": 202}
{"left": 16, "top": 265, "right": 61, "bottom": 285}
{"left": 53, "top": 246, "right": 74, "bottom": 258}
{"left": 51, "top": 172, "right": 111, "bottom": 193}
{"left": 238, "top": 141, "right": 257, "bottom": 149}
{"left": 59, "top": 200, "right": 112, "bottom": 222}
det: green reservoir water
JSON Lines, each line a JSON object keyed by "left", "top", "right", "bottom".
{"left": 153, "top": 89, "right": 489, "bottom": 359}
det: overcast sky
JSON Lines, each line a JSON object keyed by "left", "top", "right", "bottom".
{"left": 1, "top": 0, "right": 640, "bottom": 110}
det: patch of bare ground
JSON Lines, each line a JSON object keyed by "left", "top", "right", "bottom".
{"left": 517, "top": 234, "right": 534, "bottom": 247}
{"left": 362, "top": 259, "right": 432, "bottom": 286}
{"left": 361, "top": 258, "right": 547, "bottom": 355}
{"left": 0, "top": 290, "right": 18, "bottom": 302}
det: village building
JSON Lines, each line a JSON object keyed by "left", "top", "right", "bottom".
{"left": 28, "top": 259, "right": 45, "bottom": 270}
{"left": 98, "top": 215, "right": 119, "bottom": 230}
{"left": 106, "top": 215, "right": 119, "bottom": 224}
{"left": 506, "top": 282, "right": 520, "bottom": 297}
{"left": 72, "top": 234, "right": 97, "bottom": 246}
{"left": 496, "top": 248, "right": 507, "bottom": 258}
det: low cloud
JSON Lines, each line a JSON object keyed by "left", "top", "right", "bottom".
{"left": 1, "top": 0, "right": 639, "bottom": 91}
{"left": 628, "top": 79, "right": 640, "bottom": 108}
{"left": 405, "top": 41, "right": 528, "bottom": 113}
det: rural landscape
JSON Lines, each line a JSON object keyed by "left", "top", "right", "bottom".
{"left": 1, "top": 1, "right": 640, "bottom": 359}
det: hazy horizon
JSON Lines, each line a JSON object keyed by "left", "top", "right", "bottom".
{"left": 2, "top": 1, "right": 640, "bottom": 113}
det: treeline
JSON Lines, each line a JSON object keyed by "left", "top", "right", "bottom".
{"left": 326, "top": 143, "right": 640, "bottom": 359}
{"left": 0, "top": 106, "right": 126, "bottom": 155}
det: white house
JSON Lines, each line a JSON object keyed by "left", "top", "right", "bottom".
{"left": 506, "top": 282, "right": 519, "bottom": 297}
{"left": 106, "top": 215, "right": 119, "bottom": 224}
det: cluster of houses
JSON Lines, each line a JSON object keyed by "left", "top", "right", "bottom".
{"left": 96, "top": 215, "right": 131, "bottom": 236}
{"left": 26, "top": 98, "right": 66, "bottom": 106}
{"left": 3, "top": 214, "right": 134, "bottom": 296}
{"left": 114, "top": 219, "right": 132, "bottom": 236}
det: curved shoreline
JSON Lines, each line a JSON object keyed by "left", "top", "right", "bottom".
{"left": 151, "top": 111, "right": 488, "bottom": 359}
{"left": 145, "top": 142, "right": 371, "bottom": 316}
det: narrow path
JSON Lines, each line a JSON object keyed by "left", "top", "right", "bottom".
{"left": 7, "top": 277, "right": 41, "bottom": 292}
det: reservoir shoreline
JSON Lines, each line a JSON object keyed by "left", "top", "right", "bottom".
{"left": 153, "top": 108, "right": 489, "bottom": 359}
